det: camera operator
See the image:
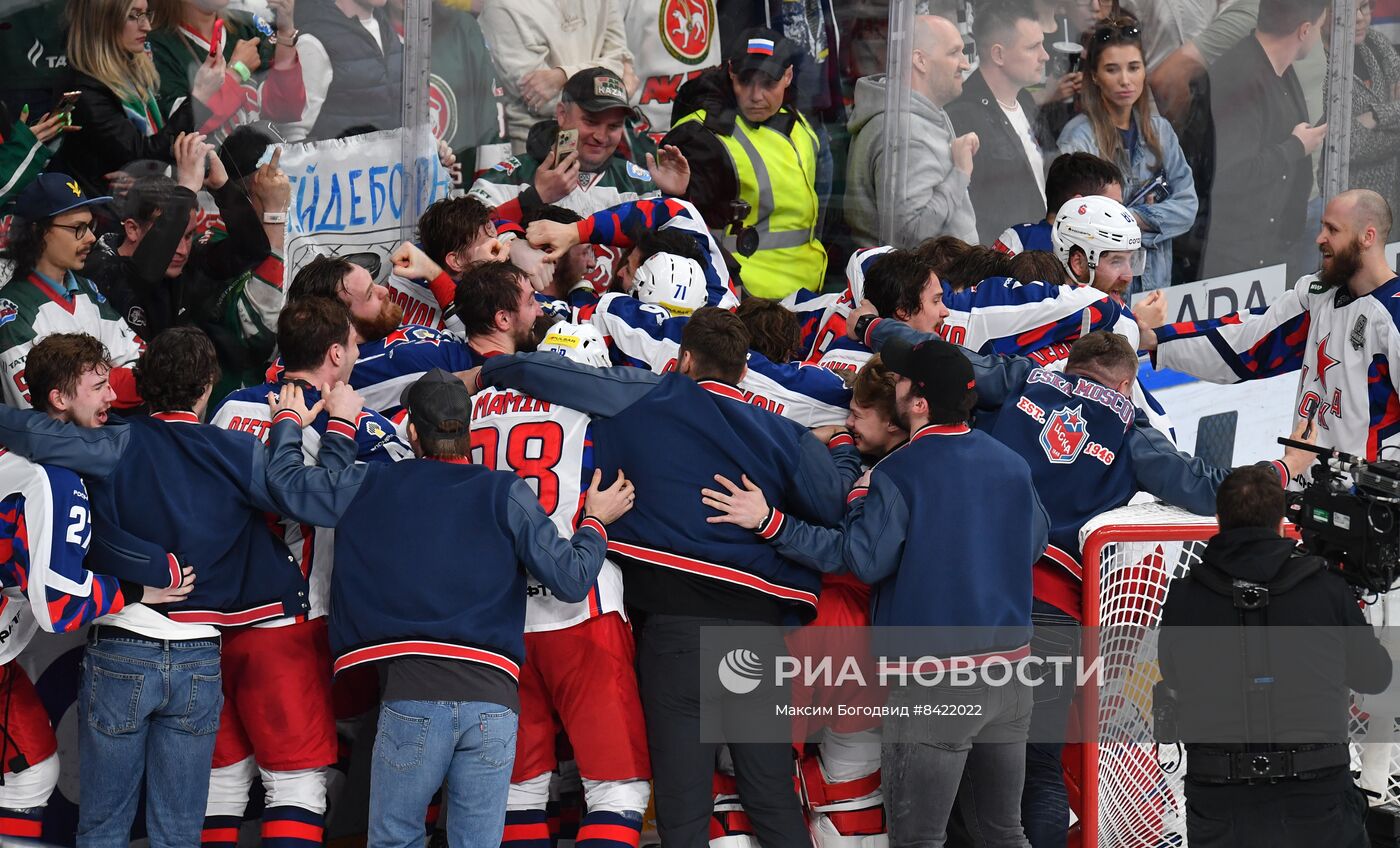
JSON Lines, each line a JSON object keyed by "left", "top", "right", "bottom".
{"left": 1158, "top": 465, "right": 1393, "bottom": 847}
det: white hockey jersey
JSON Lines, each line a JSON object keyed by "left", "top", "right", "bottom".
{"left": 0, "top": 272, "right": 143, "bottom": 408}
{"left": 468, "top": 387, "right": 626, "bottom": 632}
{"left": 800, "top": 244, "right": 1176, "bottom": 436}
{"left": 621, "top": 0, "right": 721, "bottom": 136}
{"left": 1156, "top": 274, "right": 1400, "bottom": 461}
{"left": 590, "top": 292, "right": 851, "bottom": 426}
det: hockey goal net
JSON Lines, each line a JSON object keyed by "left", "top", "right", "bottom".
{"left": 1076, "top": 503, "right": 1400, "bottom": 846}
{"left": 1077, "top": 502, "right": 1223, "bottom": 848}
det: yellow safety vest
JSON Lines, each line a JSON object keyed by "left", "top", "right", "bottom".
{"left": 675, "top": 107, "right": 827, "bottom": 298}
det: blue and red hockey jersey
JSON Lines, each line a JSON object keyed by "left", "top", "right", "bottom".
{"left": 993, "top": 220, "right": 1055, "bottom": 256}
{"left": 589, "top": 293, "right": 852, "bottom": 426}
{"left": 0, "top": 451, "right": 166, "bottom": 662}
{"left": 572, "top": 198, "right": 739, "bottom": 310}
{"left": 1154, "top": 274, "right": 1400, "bottom": 461}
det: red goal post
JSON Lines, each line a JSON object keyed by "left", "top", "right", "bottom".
{"left": 1076, "top": 503, "right": 1227, "bottom": 848}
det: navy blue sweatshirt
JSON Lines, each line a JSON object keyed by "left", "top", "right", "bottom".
{"left": 0, "top": 407, "right": 345, "bottom": 625}
{"left": 479, "top": 353, "right": 854, "bottom": 624}
{"left": 260, "top": 414, "right": 610, "bottom": 690}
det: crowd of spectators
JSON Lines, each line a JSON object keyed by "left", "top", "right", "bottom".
{"left": 2, "top": 0, "right": 1398, "bottom": 301}
{"left": 0, "top": 0, "right": 1396, "bottom": 846}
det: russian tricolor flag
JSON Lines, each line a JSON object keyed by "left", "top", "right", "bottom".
{"left": 748, "top": 37, "right": 775, "bottom": 55}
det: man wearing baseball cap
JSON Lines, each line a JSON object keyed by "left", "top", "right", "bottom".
{"left": 263, "top": 369, "right": 635, "bottom": 848}
{"left": 704, "top": 334, "right": 1049, "bottom": 846}
{"left": 469, "top": 65, "right": 691, "bottom": 225}
{"left": 671, "top": 28, "right": 828, "bottom": 299}
{"left": 0, "top": 173, "right": 143, "bottom": 409}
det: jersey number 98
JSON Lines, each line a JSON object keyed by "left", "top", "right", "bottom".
{"left": 470, "top": 422, "right": 566, "bottom": 513}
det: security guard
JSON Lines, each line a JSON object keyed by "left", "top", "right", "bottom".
{"left": 669, "top": 28, "right": 826, "bottom": 299}
{"left": 1158, "top": 465, "right": 1392, "bottom": 847}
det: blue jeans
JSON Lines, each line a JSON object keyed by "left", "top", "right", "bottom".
{"left": 1021, "top": 601, "right": 1081, "bottom": 848}
{"left": 76, "top": 630, "right": 223, "bottom": 848}
{"left": 369, "top": 700, "right": 517, "bottom": 848}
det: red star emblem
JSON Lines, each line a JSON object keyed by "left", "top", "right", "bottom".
{"left": 1316, "top": 335, "right": 1339, "bottom": 391}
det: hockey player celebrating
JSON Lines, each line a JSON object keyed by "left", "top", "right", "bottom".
{"left": 852, "top": 315, "right": 1317, "bottom": 845}
{"left": 383, "top": 196, "right": 511, "bottom": 332}
{"left": 203, "top": 299, "right": 411, "bottom": 848}
{"left": 783, "top": 358, "right": 907, "bottom": 848}
{"left": 1140, "top": 189, "right": 1400, "bottom": 462}
{"left": 584, "top": 251, "right": 852, "bottom": 427}
{"left": 0, "top": 382, "right": 191, "bottom": 839}
{"left": 278, "top": 255, "right": 481, "bottom": 427}
{"left": 524, "top": 196, "right": 739, "bottom": 309}
{"left": 1141, "top": 188, "right": 1400, "bottom": 802}
{"left": 811, "top": 250, "right": 951, "bottom": 378}
{"left": 260, "top": 372, "right": 634, "bottom": 848}
{"left": 470, "top": 307, "right": 856, "bottom": 847}
{"left": 470, "top": 320, "right": 652, "bottom": 848}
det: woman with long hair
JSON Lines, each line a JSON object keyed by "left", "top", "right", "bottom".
{"left": 49, "top": 0, "right": 223, "bottom": 197}
{"left": 146, "top": 0, "right": 305, "bottom": 142}
{"left": 1057, "top": 16, "right": 1198, "bottom": 292}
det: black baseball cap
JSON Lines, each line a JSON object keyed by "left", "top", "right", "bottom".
{"left": 562, "top": 67, "right": 638, "bottom": 117}
{"left": 13, "top": 173, "right": 111, "bottom": 221}
{"left": 219, "top": 124, "right": 279, "bottom": 184}
{"left": 400, "top": 369, "right": 472, "bottom": 437}
{"left": 728, "top": 28, "right": 798, "bottom": 79}
{"left": 881, "top": 337, "right": 976, "bottom": 417}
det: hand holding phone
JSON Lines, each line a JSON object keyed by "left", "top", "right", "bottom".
{"left": 53, "top": 90, "right": 81, "bottom": 127}
{"left": 536, "top": 130, "right": 581, "bottom": 203}
{"left": 55, "top": 91, "right": 81, "bottom": 117}
{"left": 553, "top": 128, "right": 579, "bottom": 165}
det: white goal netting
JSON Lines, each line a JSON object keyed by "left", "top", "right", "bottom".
{"left": 1078, "top": 503, "right": 1400, "bottom": 847}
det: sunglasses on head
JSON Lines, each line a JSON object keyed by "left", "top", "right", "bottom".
{"left": 1093, "top": 19, "right": 1141, "bottom": 42}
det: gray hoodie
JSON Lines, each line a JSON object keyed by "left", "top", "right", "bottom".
{"left": 845, "top": 74, "right": 978, "bottom": 249}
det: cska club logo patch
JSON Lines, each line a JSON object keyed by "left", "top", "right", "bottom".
{"left": 659, "top": 0, "right": 715, "bottom": 65}
{"left": 1039, "top": 405, "right": 1089, "bottom": 464}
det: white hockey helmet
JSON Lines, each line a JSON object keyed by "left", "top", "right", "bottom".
{"left": 842, "top": 245, "right": 893, "bottom": 306}
{"left": 631, "top": 253, "right": 708, "bottom": 316}
{"left": 538, "top": 320, "right": 611, "bottom": 368}
{"left": 1053, "top": 195, "right": 1146, "bottom": 277}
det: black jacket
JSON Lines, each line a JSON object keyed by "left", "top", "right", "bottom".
{"left": 48, "top": 72, "right": 195, "bottom": 199}
{"left": 944, "top": 69, "right": 1047, "bottom": 246}
{"left": 1159, "top": 528, "right": 1391, "bottom": 752}
{"left": 1201, "top": 33, "right": 1313, "bottom": 278}
{"left": 85, "top": 180, "right": 268, "bottom": 374}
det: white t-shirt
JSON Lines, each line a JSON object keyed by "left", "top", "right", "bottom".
{"left": 999, "top": 99, "right": 1046, "bottom": 206}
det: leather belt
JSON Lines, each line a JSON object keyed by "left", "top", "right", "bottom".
{"left": 1188, "top": 744, "right": 1349, "bottom": 783}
